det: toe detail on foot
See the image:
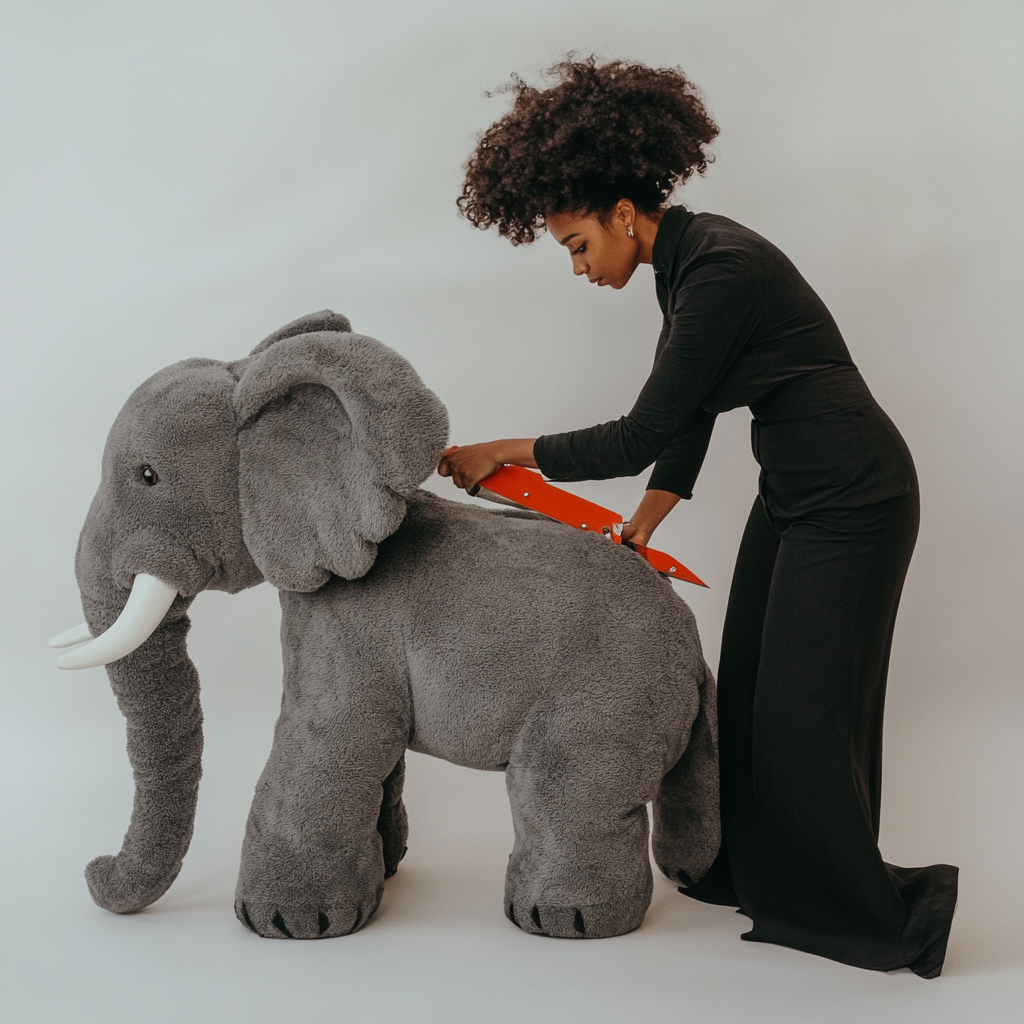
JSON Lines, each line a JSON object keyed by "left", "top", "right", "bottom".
{"left": 235, "top": 896, "right": 377, "bottom": 939}
{"left": 504, "top": 899, "right": 646, "bottom": 939}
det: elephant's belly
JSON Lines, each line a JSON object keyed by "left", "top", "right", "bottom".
{"left": 405, "top": 688, "right": 527, "bottom": 771}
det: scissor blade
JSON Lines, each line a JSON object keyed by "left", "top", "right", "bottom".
{"left": 628, "top": 543, "right": 708, "bottom": 587}
{"left": 457, "top": 456, "right": 708, "bottom": 588}
{"left": 475, "top": 464, "right": 623, "bottom": 535}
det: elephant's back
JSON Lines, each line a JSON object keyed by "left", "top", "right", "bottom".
{"left": 392, "top": 489, "right": 700, "bottom": 639}
{"left": 399, "top": 489, "right": 690, "bottom": 600}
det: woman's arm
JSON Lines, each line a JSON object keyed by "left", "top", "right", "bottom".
{"left": 644, "top": 408, "right": 717, "bottom": 501}
{"left": 535, "top": 255, "right": 760, "bottom": 484}
{"left": 621, "top": 489, "right": 681, "bottom": 547}
{"left": 437, "top": 438, "right": 538, "bottom": 490}
{"left": 438, "top": 440, "right": 681, "bottom": 544}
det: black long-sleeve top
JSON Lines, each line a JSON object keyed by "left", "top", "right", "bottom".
{"left": 533, "top": 207, "right": 914, "bottom": 516}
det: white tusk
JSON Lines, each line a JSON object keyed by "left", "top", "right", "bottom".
{"left": 56, "top": 574, "right": 179, "bottom": 671}
{"left": 49, "top": 623, "right": 94, "bottom": 648}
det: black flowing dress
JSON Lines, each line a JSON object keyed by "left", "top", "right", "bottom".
{"left": 533, "top": 206, "right": 958, "bottom": 977}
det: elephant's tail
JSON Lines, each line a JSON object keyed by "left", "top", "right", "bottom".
{"left": 651, "top": 661, "right": 721, "bottom": 887}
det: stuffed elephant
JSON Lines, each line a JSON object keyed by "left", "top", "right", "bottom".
{"left": 51, "top": 310, "right": 720, "bottom": 940}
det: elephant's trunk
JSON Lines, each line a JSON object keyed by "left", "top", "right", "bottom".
{"left": 84, "top": 612, "right": 204, "bottom": 914}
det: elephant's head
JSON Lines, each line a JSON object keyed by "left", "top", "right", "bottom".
{"left": 50, "top": 310, "right": 448, "bottom": 913}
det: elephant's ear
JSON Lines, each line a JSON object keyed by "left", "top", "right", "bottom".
{"left": 248, "top": 308, "right": 352, "bottom": 357}
{"left": 233, "top": 328, "right": 449, "bottom": 590}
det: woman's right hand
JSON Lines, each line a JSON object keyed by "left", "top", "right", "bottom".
{"left": 621, "top": 489, "right": 682, "bottom": 548}
{"left": 620, "top": 522, "right": 652, "bottom": 548}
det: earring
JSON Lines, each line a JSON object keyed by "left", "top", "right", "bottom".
{"left": 627, "top": 224, "right": 635, "bottom": 238}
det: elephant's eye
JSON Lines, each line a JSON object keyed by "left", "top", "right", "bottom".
{"left": 141, "top": 465, "right": 159, "bottom": 486}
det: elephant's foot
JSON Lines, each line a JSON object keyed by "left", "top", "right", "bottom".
{"left": 502, "top": 846, "right": 653, "bottom": 940}
{"left": 503, "top": 893, "right": 649, "bottom": 939}
{"left": 234, "top": 889, "right": 382, "bottom": 940}
{"left": 235, "top": 832, "right": 386, "bottom": 939}
{"left": 651, "top": 814, "right": 719, "bottom": 888}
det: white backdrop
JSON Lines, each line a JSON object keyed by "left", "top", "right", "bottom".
{"left": 2, "top": 2, "right": 1022, "bottom": 1021}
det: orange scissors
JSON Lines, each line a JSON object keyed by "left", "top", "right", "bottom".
{"left": 443, "top": 449, "right": 706, "bottom": 587}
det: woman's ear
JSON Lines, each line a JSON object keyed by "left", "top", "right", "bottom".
{"left": 232, "top": 325, "right": 449, "bottom": 590}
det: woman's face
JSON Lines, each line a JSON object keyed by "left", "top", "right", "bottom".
{"left": 544, "top": 207, "right": 640, "bottom": 289}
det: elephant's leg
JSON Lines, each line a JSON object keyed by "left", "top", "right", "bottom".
{"left": 377, "top": 753, "right": 408, "bottom": 879}
{"left": 234, "top": 695, "right": 408, "bottom": 940}
{"left": 652, "top": 663, "right": 721, "bottom": 887}
{"left": 503, "top": 709, "right": 664, "bottom": 939}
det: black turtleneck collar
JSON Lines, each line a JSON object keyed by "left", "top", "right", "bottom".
{"left": 651, "top": 205, "right": 696, "bottom": 275}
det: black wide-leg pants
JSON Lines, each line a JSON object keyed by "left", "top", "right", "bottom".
{"left": 687, "top": 490, "right": 958, "bottom": 977}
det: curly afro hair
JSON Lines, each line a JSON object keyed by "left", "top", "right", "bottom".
{"left": 458, "top": 55, "right": 719, "bottom": 245}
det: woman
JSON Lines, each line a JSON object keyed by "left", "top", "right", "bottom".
{"left": 438, "top": 56, "right": 958, "bottom": 977}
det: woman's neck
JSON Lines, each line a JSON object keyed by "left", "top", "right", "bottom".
{"left": 634, "top": 209, "right": 666, "bottom": 265}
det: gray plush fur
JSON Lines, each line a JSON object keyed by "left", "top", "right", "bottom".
{"left": 73, "top": 310, "right": 720, "bottom": 940}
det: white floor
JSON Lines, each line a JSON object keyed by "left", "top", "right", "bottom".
{"left": 3, "top": 643, "right": 1022, "bottom": 1024}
